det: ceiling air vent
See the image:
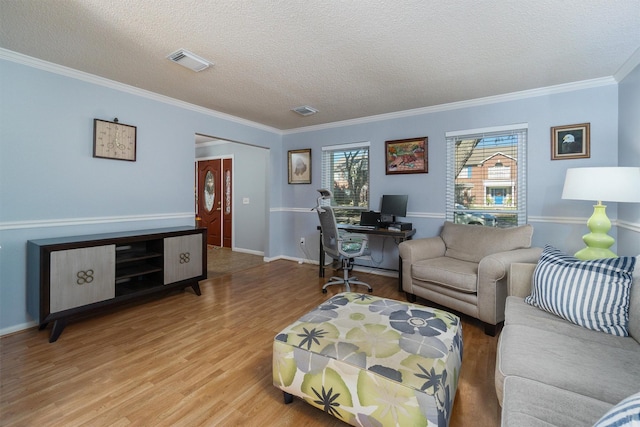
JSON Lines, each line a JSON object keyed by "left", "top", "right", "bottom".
{"left": 166, "top": 49, "right": 212, "bottom": 72}
{"left": 292, "top": 105, "right": 319, "bottom": 116}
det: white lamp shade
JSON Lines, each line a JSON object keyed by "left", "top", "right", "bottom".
{"left": 562, "top": 167, "right": 640, "bottom": 203}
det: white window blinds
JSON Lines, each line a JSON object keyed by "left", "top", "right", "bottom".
{"left": 321, "top": 142, "right": 370, "bottom": 219}
{"left": 445, "top": 124, "right": 528, "bottom": 227}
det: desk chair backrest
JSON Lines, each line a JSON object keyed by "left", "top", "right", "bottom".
{"left": 316, "top": 205, "right": 341, "bottom": 259}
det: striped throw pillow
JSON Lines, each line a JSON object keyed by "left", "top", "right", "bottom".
{"left": 524, "top": 245, "right": 636, "bottom": 336}
{"left": 593, "top": 392, "right": 640, "bottom": 427}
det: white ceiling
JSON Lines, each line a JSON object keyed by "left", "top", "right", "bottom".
{"left": 1, "top": 1, "right": 639, "bottom": 131}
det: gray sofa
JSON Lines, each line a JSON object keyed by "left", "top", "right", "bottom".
{"left": 398, "top": 221, "right": 542, "bottom": 335}
{"left": 496, "top": 261, "right": 640, "bottom": 426}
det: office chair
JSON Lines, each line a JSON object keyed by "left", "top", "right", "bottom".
{"left": 315, "top": 189, "right": 372, "bottom": 293}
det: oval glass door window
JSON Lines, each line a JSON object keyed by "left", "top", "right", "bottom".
{"left": 204, "top": 171, "right": 215, "bottom": 212}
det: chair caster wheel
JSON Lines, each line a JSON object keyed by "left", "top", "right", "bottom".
{"left": 368, "top": 288, "right": 373, "bottom": 293}
{"left": 322, "top": 289, "right": 327, "bottom": 294}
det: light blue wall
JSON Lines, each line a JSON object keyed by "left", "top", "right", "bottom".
{"left": 617, "top": 63, "right": 640, "bottom": 256}
{"left": 0, "top": 57, "right": 282, "bottom": 332}
{"left": 281, "top": 82, "right": 627, "bottom": 269}
{"left": 1, "top": 53, "right": 637, "bottom": 334}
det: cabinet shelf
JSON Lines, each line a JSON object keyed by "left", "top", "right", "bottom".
{"left": 116, "top": 250, "right": 162, "bottom": 264}
{"left": 116, "top": 279, "right": 162, "bottom": 296}
{"left": 116, "top": 264, "right": 163, "bottom": 280}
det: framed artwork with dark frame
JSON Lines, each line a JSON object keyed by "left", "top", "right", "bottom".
{"left": 288, "top": 149, "right": 311, "bottom": 184}
{"left": 385, "top": 137, "right": 428, "bottom": 175}
{"left": 551, "top": 123, "right": 590, "bottom": 160}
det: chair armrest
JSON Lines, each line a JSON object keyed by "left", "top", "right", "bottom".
{"left": 508, "top": 263, "right": 538, "bottom": 298}
{"left": 478, "top": 247, "right": 543, "bottom": 284}
{"left": 398, "top": 236, "right": 446, "bottom": 264}
{"left": 476, "top": 247, "right": 542, "bottom": 325}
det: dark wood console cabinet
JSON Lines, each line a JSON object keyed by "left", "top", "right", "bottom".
{"left": 27, "top": 226, "right": 207, "bottom": 342}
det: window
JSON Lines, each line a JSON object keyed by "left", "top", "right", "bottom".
{"left": 445, "top": 124, "right": 527, "bottom": 227}
{"left": 321, "top": 142, "right": 370, "bottom": 224}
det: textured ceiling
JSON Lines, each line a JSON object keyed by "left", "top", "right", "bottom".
{"left": 1, "top": 1, "right": 639, "bottom": 130}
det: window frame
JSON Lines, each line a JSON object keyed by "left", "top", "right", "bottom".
{"left": 321, "top": 141, "right": 370, "bottom": 224}
{"left": 445, "top": 124, "right": 528, "bottom": 227}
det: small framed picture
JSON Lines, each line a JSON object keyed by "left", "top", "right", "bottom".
{"left": 288, "top": 149, "right": 311, "bottom": 184}
{"left": 385, "top": 137, "right": 428, "bottom": 175}
{"left": 551, "top": 123, "right": 590, "bottom": 160}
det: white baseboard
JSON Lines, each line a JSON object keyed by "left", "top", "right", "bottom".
{"left": 0, "top": 321, "right": 37, "bottom": 337}
{"left": 230, "top": 247, "right": 264, "bottom": 257}
{"left": 270, "top": 255, "right": 399, "bottom": 278}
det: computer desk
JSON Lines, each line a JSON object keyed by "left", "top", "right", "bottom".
{"left": 317, "top": 225, "right": 416, "bottom": 291}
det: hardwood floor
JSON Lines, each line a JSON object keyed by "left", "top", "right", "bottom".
{"left": 1, "top": 259, "right": 500, "bottom": 426}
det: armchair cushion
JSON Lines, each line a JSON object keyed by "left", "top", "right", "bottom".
{"left": 412, "top": 257, "right": 478, "bottom": 293}
{"left": 441, "top": 221, "right": 533, "bottom": 263}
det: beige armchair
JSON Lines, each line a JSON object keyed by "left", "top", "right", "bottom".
{"left": 399, "top": 221, "right": 542, "bottom": 335}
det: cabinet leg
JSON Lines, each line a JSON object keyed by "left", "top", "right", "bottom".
{"left": 191, "top": 283, "right": 202, "bottom": 296}
{"left": 49, "top": 319, "right": 67, "bottom": 343}
{"left": 38, "top": 322, "right": 49, "bottom": 331}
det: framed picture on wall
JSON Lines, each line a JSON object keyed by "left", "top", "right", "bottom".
{"left": 385, "top": 137, "right": 428, "bottom": 174}
{"left": 288, "top": 149, "right": 311, "bottom": 184}
{"left": 551, "top": 123, "right": 590, "bottom": 160}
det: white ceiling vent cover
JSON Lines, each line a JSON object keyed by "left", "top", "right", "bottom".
{"left": 166, "top": 49, "right": 212, "bottom": 72}
{"left": 292, "top": 105, "right": 318, "bottom": 116}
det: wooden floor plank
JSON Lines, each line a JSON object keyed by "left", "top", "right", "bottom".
{"left": 0, "top": 258, "right": 500, "bottom": 426}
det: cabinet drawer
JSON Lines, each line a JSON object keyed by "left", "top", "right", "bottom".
{"left": 50, "top": 245, "right": 116, "bottom": 312}
{"left": 164, "top": 234, "right": 203, "bottom": 284}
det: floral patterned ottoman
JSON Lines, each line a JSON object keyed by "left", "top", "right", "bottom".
{"left": 273, "top": 292, "right": 463, "bottom": 426}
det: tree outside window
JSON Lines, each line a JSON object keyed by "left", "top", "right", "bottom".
{"left": 322, "top": 143, "right": 370, "bottom": 224}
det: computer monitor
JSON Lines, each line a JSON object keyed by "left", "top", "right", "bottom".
{"left": 380, "top": 194, "right": 408, "bottom": 222}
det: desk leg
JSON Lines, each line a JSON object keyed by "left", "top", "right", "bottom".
{"left": 319, "top": 231, "right": 325, "bottom": 278}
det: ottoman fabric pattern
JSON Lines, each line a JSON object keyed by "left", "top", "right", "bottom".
{"left": 273, "top": 292, "right": 463, "bottom": 426}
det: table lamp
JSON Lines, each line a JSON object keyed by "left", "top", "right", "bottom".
{"left": 561, "top": 167, "right": 640, "bottom": 260}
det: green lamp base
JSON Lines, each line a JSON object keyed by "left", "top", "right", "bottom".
{"left": 574, "top": 203, "right": 617, "bottom": 261}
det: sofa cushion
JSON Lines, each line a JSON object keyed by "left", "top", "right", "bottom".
{"left": 525, "top": 245, "right": 636, "bottom": 337}
{"left": 441, "top": 221, "right": 533, "bottom": 263}
{"left": 501, "top": 375, "right": 613, "bottom": 427}
{"left": 497, "top": 324, "right": 640, "bottom": 405}
{"left": 593, "top": 391, "right": 640, "bottom": 427}
{"left": 411, "top": 256, "right": 478, "bottom": 293}
{"left": 505, "top": 297, "right": 639, "bottom": 351}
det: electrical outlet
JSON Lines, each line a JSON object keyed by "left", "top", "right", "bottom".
{"left": 300, "top": 237, "right": 305, "bottom": 245}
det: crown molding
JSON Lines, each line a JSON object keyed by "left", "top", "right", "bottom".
{"left": 0, "top": 48, "right": 282, "bottom": 135}
{"left": 283, "top": 77, "right": 617, "bottom": 134}
{"left": 614, "top": 46, "right": 640, "bottom": 82}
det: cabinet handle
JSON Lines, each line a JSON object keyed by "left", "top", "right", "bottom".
{"left": 179, "top": 252, "right": 191, "bottom": 264}
{"left": 76, "top": 269, "right": 94, "bottom": 285}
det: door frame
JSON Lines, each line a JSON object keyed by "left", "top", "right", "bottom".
{"left": 195, "top": 155, "right": 234, "bottom": 249}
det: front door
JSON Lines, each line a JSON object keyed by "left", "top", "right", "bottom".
{"left": 197, "top": 159, "right": 222, "bottom": 246}
{"left": 222, "top": 158, "right": 233, "bottom": 248}
{"left": 197, "top": 158, "right": 233, "bottom": 247}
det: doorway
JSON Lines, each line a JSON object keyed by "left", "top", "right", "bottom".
{"left": 197, "top": 158, "right": 233, "bottom": 247}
